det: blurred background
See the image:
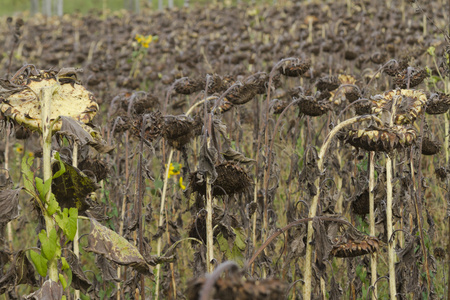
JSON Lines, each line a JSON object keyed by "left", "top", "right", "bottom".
{"left": 1, "top": 0, "right": 278, "bottom": 16}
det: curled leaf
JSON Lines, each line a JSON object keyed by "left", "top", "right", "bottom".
{"left": 0, "top": 188, "right": 21, "bottom": 225}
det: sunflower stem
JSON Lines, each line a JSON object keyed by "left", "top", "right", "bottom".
{"left": 40, "top": 86, "right": 59, "bottom": 283}
{"left": 72, "top": 142, "right": 80, "bottom": 300}
{"left": 155, "top": 148, "right": 174, "bottom": 299}
{"left": 369, "top": 151, "right": 377, "bottom": 300}
{"left": 386, "top": 95, "right": 398, "bottom": 299}
{"left": 303, "top": 115, "right": 382, "bottom": 300}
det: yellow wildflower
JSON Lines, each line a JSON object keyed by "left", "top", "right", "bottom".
{"left": 179, "top": 177, "right": 186, "bottom": 190}
{"left": 15, "top": 145, "right": 24, "bottom": 154}
{"left": 135, "top": 34, "right": 158, "bottom": 49}
{"left": 166, "top": 163, "right": 182, "bottom": 179}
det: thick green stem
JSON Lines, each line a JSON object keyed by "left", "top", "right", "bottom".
{"left": 41, "top": 87, "right": 59, "bottom": 282}
{"left": 369, "top": 151, "right": 377, "bottom": 299}
{"left": 303, "top": 115, "right": 382, "bottom": 299}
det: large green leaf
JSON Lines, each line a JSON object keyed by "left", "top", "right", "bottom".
{"left": 29, "top": 251, "right": 48, "bottom": 278}
{"left": 38, "top": 229, "right": 60, "bottom": 261}
{"left": 55, "top": 208, "right": 78, "bottom": 242}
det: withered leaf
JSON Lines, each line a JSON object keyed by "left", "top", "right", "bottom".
{"left": 0, "top": 188, "right": 21, "bottom": 225}
{"left": 64, "top": 250, "right": 91, "bottom": 293}
{"left": 24, "top": 279, "right": 63, "bottom": 300}
{"left": 0, "top": 169, "right": 13, "bottom": 191}
{"left": 0, "top": 250, "right": 37, "bottom": 294}
{"left": 59, "top": 116, "right": 93, "bottom": 146}
{"left": 0, "top": 79, "right": 25, "bottom": 98}
{"left": 222, "top": 148, "right": 255, "bottom": 164}
{"left": 95, "top": 254, "right": 120, "bottom": 282}
{"left": 84, "top": 218, "right": 153, "bottom": 277}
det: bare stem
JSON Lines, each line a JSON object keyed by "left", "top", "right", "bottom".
{"left": 303, "top": 115, "right": 382, "bottom": 300}
{"left": 386, "top": 95, "right": 398, "bottom": 299}
{"left": 369, "top": 151, "right": 377, "bottom": 300}
{"left": 155, "top": 148, "right": 174, "bottom": 299}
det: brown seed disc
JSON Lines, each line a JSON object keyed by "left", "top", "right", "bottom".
{"left": 188, "top": 162, "right": 253, "bottom": 197}
{"left": 207, "top": 74, "right": 225, "bottom": 94}
{"left": 426, "top": 92, "right": 450, "bottom": 115}
{"left": 174, "top": 77, "right": 204, "bottom": 95}
{"left": 162, "top": 115, "right": 195, "bottom": 149}
{"left": 315, "top": 75, "right": 340, "bottom": 92}
{"left": 354, "top": 101, "right": 373, "bottom": 115}
{"left": 132, "top": 111, "right": 164, "bottom": 142}
{"left": 351, "top": 190, "right": 370, "bottom": 215}
{"left": 344, "top": 126, "right": 417, "bottom": 152}
{"left": 130, "top": 93, "right": 160, "bottom": 115}
{"left": 394, "top": 68, "right": 427, "bottom": 88}
{"left": 245, "top": 72, "right": 270, "bottom": 95}
{"left": 344, "top": 50, "right": 358, "bottom": 61}
{"left": 330, "top": 236, "right": 380, "bottom": 258}
{"left": 421, "top": 136, "right": 441, "bottom": 155}
{"left": 225, "top": 83, "right": 258, "bottom": 105}
{"left": 14, "top": 126, "right": 31, "bottom": 140}
{"left": 271, "top": 99, "right": 289, "bottom": 114}
{"left": 214, "top": 100, "right": 234, "bottom": 114}
{"left": 434, "top": 247, "right": 446, "bottom": 260}
{"left": 298, "top": 96, "right": 329, "bottom": 116}
{"left": 278, "top": 59, "right": 311, "bottom": 77}
{"left": 345, "top": 87, "right": 361, "bottom": 103}
{"left": 436, "top": 167, "right": 448, "bottom": 180}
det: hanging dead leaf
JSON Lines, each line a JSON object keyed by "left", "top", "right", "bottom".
{"left": 84, "top": 218, "right": 153, "bottom": 277}
{"left": 95, "top": 254, "right": 120, "bottom": 282}
{"left": 64, "top": 250, "right": 91, "bottom": 293}
{"left": 222, "top": 148, "right": 255, "bottom": 164}
{"left": 0, "top": 169, "right": 13, "bottom": 191}
{"left": 0, "top": 250, "right": 38, "bottom": 294}
{"left": 0, "top": 188, "right": 21, "bottom": 225}
{"left": 24, "top": 279, "right": 63, "bottom": 300}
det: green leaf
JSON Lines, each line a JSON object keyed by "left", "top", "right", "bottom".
{"left": 52, "top": 152, "right": 66, "bottom": 179}
{"left": 39, "top": 229, "right": 58, "bottom": 261}
{"left": 47, "top": 194, "right": 59, "bottom": 216}
{"left": 154, "top": 179, "right": 163, "bottom": 190}
{"left": 427, "top": 46, "right": 436, "bottom": 57}
{"left": 80, "top": 294, "right": 90, "bottom": 300}
{"left": 61, "top": 256, "right": 73, "bottom": 288}
{"left": 29, "top": 250, "right": 48, "bottom": 277}
{"left": 22, "top": 156, "right": 37, "bottom": 198}
{"left": 55, "top": 208, "right": 78, "bottom": 241}
{"left": 59, "top": 273, "right": 67, "bottom": 290}
{"left": 66, "top": 208, "right": 78, "bottom": 241}
{"left": 233, "top": 228, "right": 246, "bottom": 250}
{"left": 61, "top": 257, "right": 70, "bottom": 271}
